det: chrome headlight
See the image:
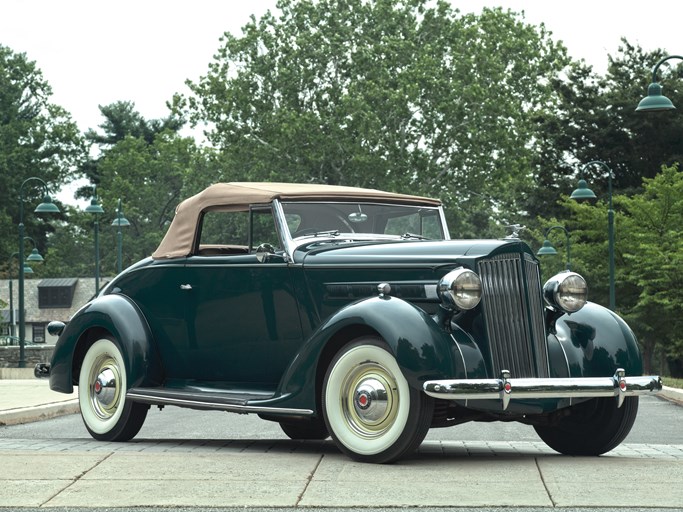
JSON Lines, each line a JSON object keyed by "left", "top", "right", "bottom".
{"left": 543, "top": 271, "right": 588, "bottom": 313}
{"left": 438, "top": 268, "right": 482, "bottom": 310}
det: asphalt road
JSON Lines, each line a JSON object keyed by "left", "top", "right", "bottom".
{"left": 0, "top": 394, "right": 680, "bottom": 445}
{"left": 1, "top": 395, "right": 681, "bottom": 510}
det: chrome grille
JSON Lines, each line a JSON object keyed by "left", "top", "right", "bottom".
{"left": 478, "top": 253, "right": 549, "bottom": 378}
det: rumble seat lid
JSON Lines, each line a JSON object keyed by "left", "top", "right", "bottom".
{"left": 152, "top": 182, "right": 441, "bottom": 260}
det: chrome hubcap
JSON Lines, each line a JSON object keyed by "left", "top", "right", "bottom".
{"left": 88, "top": 356, "right": 122, "bottom": 420}
{"left": 353, "top": 378, "right": 389, "bottom": 421}
{"left": 342, "top": 362, "right": 398, "bottom": 438}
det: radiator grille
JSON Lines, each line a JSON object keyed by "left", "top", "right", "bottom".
{"left": 477, "top": 253, "right": 549, "bottom": 378}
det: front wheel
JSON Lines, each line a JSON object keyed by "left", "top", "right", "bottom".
{"left": 322, "top": 337, "right": 434, "bottom": 463}
{"left": 78, "top": 337, "right": 148, "bottom": 441}
{"left": 534, "top": 396, "right": 639, "bottom": 455}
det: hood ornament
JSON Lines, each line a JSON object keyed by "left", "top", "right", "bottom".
{"left": 504, "top": 224, "right": 526, "bottom": 239}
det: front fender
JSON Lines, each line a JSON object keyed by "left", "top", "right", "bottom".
{"left": 552, "top": 301, "right": 643, "bottom": 378}
{"left": 49, "top": 293, "right": 163, "bottom": 393}
{"left": 266, "top": 295, "right": 461, "bottom": 412}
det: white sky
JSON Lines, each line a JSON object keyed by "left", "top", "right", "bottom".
{"left": 2, "top": 0, "right": 682, "bottom": 137}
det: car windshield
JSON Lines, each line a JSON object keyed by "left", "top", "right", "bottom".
{"left": 281, "top": 202, "right": 446, "bottom": 240}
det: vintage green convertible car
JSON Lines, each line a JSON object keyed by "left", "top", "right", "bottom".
{"left": 37, "top": 182, "right": 662, "bottom": 463}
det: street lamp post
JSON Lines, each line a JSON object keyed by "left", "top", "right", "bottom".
{"left": 636, "top": 55, "right": 683, "bottom": 112}
{"left": 18, "top": 177, "right": 60, "bottom": 367}
{"left": 6, "top": 241, "right": 44, "bottom": 340}
{"left": 111, "top": 199, "right": 130, "bottom": 274}
{"left": 537, "top": 225, "right": 571, "bottom": 271}
{"left": 85, "top": 191, "right": 105, "bottom": 294}
{"left": 570, "top": 160, "right": 615, "bottom": 311}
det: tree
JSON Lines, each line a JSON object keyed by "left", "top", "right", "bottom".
{"left": 0, "top": 45, "right": 84, "bottom": 271}
{"left": 618, "top": 164, "right": 683, "bottom": 376}
{"left": 31, "top": 98, "right": 208, "bottom": 278}
{"left": 526, "top": 41, "right": 683, "bottom": 224}
{"left": 174, "top": 0, "right": 570, "bottom": 237}
{"left": 541, "top": 165, "right": 683, "bottom": 375}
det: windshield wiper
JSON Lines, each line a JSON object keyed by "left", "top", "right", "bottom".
{"left": 297, "top": 229, "right": 341, "bottom": 238}
{"left": 401, "top": 232, "right": 429, "bottom": 240}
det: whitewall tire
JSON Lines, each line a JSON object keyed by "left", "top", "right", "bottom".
{"left": 78, "top": 337, "right": 148, "bottom": 441}
{"left": 322, "top": 337, "right": 433, "bottom": 463}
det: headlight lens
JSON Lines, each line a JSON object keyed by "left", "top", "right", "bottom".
{"left": 543, "top": 271, "right": 588, "bottom": 313}
{"left": 438, "top": 268, "right": 482, "bottom": 310}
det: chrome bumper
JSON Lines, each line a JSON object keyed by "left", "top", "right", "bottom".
{"left": 423, "top": 368, "right": 662, "bottom": 410}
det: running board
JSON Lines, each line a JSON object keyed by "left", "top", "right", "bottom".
{"left": 126, "top": 387, "right": 314, "bottom": 416}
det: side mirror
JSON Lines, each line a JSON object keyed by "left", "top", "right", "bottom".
{"left": 256, "top": 243, "right": 276, "bottom": 263}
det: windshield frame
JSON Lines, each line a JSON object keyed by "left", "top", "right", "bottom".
{"left": 273, "top": 199, "right": 450, "bottom": 260}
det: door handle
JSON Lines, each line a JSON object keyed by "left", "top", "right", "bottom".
{"left": 180, "top": 284, "right": 193, "bottom": 290}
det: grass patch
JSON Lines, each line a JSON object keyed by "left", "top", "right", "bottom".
{"left": 662, "top": 377, "right": 683, "bottom": 389}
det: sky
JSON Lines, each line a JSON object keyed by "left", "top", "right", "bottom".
{"left": 2, "top": 0, "right": 682, "bottom": 204}
{"left": 2, "top": 0, "right": 682, "bottom": 136}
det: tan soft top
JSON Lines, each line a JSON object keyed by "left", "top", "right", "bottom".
{"left": 152, "top": 182, "right": 441, "bottom": 259}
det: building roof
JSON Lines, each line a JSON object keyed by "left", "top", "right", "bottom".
{"left": 0, "top": 277, "right": 107, "bottom": 324}
{"left": 153, "top": 182, "right": 441, "bottom": 260}
{"left": 38, "top": 278, "right": 78, "bottom": 288}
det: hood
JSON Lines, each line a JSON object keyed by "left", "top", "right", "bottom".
{"left": 296, "top": 238, "right": 532, "bottom": 268}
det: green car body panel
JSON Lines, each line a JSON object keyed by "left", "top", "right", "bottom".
{"left": 42, "top": 183, "right": 660, "bottom": 461}
{"left": 50, "top": 238, "right": 639, "bottom": 411}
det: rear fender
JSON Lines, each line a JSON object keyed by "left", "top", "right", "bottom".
{"left": 49, "top": 294, "right": 163, "bottom": 393}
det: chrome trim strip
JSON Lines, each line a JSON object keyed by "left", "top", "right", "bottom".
{"left": 423, "top": 369, "right": 662, "bottom": 410}
{"left": 272, "top": 199, "right": 295, "bottom": 262}
{"left": 127, "top": 391, "right": 314, "bottom": 416}
{"left": 438, "top": 206, "right": 451, "bottom": 240}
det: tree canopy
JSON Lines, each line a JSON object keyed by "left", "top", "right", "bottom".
{"left": 175, "top": 0, "right": 570, "bottom": 237}
{"left": 2, "top": 4, "right": 683, "bottom": 374}
{"left": 0, "top": 45, "right": 83, "bottom": 266}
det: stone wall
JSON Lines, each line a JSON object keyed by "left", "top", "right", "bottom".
{"left": 0, "top": 346, "right": 53, "bottom": 368}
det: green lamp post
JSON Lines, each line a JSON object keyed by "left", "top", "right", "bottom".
{"left": 6, "top": 246, "right": 41, "bottom": 341}
{"left": 570, "top": 160, "right": 615, "bottom": 311}
{"left": 636, "top": 55, "right": 683, "bottom": 112}
{"left": 85, "top": 190, "right": 105, "bottom": 294}
{"left": 537, "top": 225, "right": 571, "bottom": 271}
{"left": 111, "top": 199, "right": 130, "bottom": 274}
{"left": 18, "top": 177, "right": 60, "bottom": 367}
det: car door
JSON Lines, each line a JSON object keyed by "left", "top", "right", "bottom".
{"left": 172, "top": 206, "right": 304, "bottom": 385}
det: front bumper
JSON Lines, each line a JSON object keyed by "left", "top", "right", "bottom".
{"left": 423, "top": 368, "right": 662, "bottom": 410}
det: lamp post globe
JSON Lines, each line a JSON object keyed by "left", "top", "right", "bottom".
{"left": 17, "top": 178, "right": 60, "bottom": 367}
{"left": 636, "top": 55, "right": 683, "bottom": 112}
{"left": 111, "top": 199, "right": 130, "bottom": 274}
{"left": 85, "top": 193, "right": 105, "bottom": 294}
{"left": 571, "top": 161, "right": 615, "bottom": 311}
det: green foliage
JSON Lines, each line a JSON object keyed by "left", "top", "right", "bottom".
{"left": 527, "top": 41, "right": 683, "bottom": 223}
{"left": 541, "top": 164, "right": 683, "bottom": 375}
{"left": 174, "top": 0, "right": 570, "bottom": 238}
{"left": 618, "top": 164, "right": 683, "bottom": 375}
{"left": 0, "top": 45, "right": 84, "bottom": 272}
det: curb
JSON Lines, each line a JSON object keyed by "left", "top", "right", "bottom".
{"left": 0, "top": 399, "right": 79, "bottom": 426}
{"left": 660, "top": 385, "right": 683, "bottom": 406}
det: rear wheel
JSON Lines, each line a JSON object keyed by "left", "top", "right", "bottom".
{"left": 534, "top": 396, "right": 639, "bottom": 455}
{"left": 78, "top": 337, "right": 148, "bottom": 441}
{"left": 322, "top": 337, "right": 434, "bottom": 463}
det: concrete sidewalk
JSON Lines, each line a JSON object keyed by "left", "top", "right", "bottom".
{"left": 0, "top": 379, "right": 79, "bottom": 426}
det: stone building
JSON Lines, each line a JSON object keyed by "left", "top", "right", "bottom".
{"left": 0, "top": 277, "right": 105, "bottom": 346}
